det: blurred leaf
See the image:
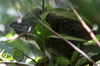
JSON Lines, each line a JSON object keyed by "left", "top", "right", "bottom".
{"left": 35, "top": 56, "right": 42, "bottom": 62}
{"left": 5, "top": 32, "right": 13, "bottom": 38}
{"left": 21, "top": 39, "right": 42, "bottom": 58}
{"left": 6, "top": 56, "right": 13, "bottom": 61}
{"left": 0, "top": 42, "right": 13, "bottom": 54}
{"left": 13, "top": 50, "right": 24, "bottom": 61}
{"left": 45, "top": 3, "right": 53, "bottom": 11}
{"left": 0, "top": 49, "right": 5, "bottom": 57}
{"left": 56, "top": 57, "right": 69, "bottom": 66}
{"left": 34, "top": 22, "right": 52, "bottom": 37}
{"left": 40, "top": 12, "right": 49, "bottom": 21}
{"left": 84, "top": 35, "right": 100, "bottom": 45}
{"left": 8, "top": 39, "right": 28, "bottom": 54}
{"left": 34, "top": 20, "right": 52, "bottom": 52}
{"left": 75, "top": 58, "right": 87, "bottom": 66}
{"left": 92, "top": 24, "right": 99, "bottom": 31}
{"left": 82, "top": 45, "right": 100, "bottom": 54}
{"left": 47, "top": 34, "right": 86, "bottom": 41}
{"left": 0, "top": 50, "right": 13, "bottom": 61}
{"left": 48, "top": 57, "right": 69, "bottom": 66}
{"left": 34, "top": 35, "right": 44, "bottom": 52}
{"left": 70, "top": 44, "right": 80, "bottom": 64}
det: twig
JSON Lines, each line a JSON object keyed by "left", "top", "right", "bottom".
{"left": 18, "top": 0, "right": 97, "bottom": 66}
{"left": 42, "top": 0, "right": 46, "bottom": 58}
{"left": 0, "top": 34, "right": 19, "bottom": 42}
{"left": 68, "top": 0, "right": 100, "bottom": 47}
{"left": 42, "top": 0, "right": 45, "bottom": 13}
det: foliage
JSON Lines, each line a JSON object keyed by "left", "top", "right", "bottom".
{"left": 0, "top": 0, "right": 100, "bottom": 66}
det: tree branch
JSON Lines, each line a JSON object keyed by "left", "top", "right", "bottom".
{"left": 68, "top": 0, "right": 100, "bottom": 47}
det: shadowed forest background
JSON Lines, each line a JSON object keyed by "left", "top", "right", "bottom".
{"left": 0, "top": 0, "right": 100, "bottom": 66}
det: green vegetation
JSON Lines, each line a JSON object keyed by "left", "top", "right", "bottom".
{"left": 0, "top": 0, "right": 100, "bottom": 66}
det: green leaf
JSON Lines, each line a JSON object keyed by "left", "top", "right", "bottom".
{"left": 5, "top": 32, "right": 14, "bottom": 38}
{"left": 40, "top": 12, "right": 49, "bottom": 21}
{"left": 48, "top": 57, "right": 69, "bottom": 66}
{"left": 35, "top": 56, "right": 42, "bottom": 62}
{"left": 34, "top": 22, "right": 52, "bottom": 37}
{"left": 47, "top": 34, "right": 86, "bottom": 41}
{"left": 84, "top": 35, "right": 100, "bottom": 45}
{"left": 0, "top": 42, "right": 13, "bottom": 54}
{"left": 0, "top": 50, "right": 13, "bottom": 61}
{"left": 45, "top": 3, "right": 54, "bottom": 11}
{"left": 13, "top": 50, "right": 24, "bottom": 61}
{"left": 75, "top": 58, "right": 87, "bottom": 66}
{"left": 8, "top": 39, "right": 28, "bottom": 53}
{"left": 34, "top": 35, "right": 44, "bottom": 52}
{"left": 34, "top": 21, "right": 52, "bottom": 52}
{"left": 70, "top": 44, "right": 80, "bottom": 63}
{"left": 56, "top": 57, "right": 69, "bottom": 66}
